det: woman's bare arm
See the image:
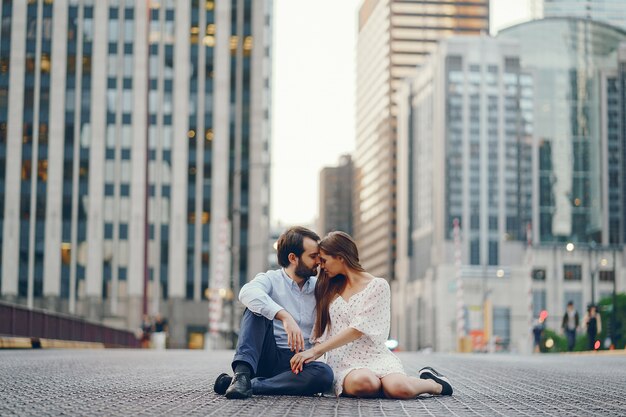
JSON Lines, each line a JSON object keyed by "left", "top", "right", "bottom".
{"left": 290, "top": 327, "right": 363, "bottom": 372}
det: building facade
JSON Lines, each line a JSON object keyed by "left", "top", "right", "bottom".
{"left": 354, "top": 0, "right": 489, "bottom": 284}
{"left": 0, "top": 0, "right": 272, "bottom": 349}
{"left": 500, "top": 18, "right": 626, "bottom": 246}
{"left": 318, "top": 154, "right": 353, "bottom": 237}
{"left": 395, "top": 19, "right": 626, "bottom": 352}
{"left": 543, "top": 0, "right": 626, "bottom": 30}
{"left": 395, "top": 35, "right": 534, "bottom": 352}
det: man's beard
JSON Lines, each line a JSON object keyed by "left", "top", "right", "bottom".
{"left": 295, "top": 260, "right": 317, "bottom": 280}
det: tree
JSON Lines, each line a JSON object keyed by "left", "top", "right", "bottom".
{"left": 597, "top": 293, "right": 626, "bottom": 349}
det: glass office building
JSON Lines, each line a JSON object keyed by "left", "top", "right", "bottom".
{"left": 544, "top": 0, "right": 626, "bottom": 30}
{"left": 500, "top": 18, "right": 626, "bottom": 245}
{"left": 0, "top": 0, "right": 272, "bottom": 348}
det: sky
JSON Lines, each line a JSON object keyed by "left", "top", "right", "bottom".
{"left": 271, "top": 0, "right": 532, "bottom": 227}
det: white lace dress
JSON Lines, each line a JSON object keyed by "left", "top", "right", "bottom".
{"left": 312, "top": 277, "right": 405, "bottom": 396}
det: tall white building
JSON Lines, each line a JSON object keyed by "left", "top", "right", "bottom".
{"left": 0, "top": 0, "right": 272, "bottom": 348}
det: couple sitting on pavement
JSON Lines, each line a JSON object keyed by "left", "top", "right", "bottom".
{"left": 213, "top": 227, "right": 453, "bottom": 399}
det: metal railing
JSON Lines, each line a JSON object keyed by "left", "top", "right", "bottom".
{"left": 0, "top": 301, "right": 139, "bottom": 348}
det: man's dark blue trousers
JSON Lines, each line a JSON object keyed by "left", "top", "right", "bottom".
{"left": 232, "top": 309, "right": 334, "bottom": 396}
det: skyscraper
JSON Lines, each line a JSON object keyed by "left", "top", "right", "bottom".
{"left": 395, "top": 18, "right": 626, "bottom": 352}
{"left": 395, "top": 35, "right": 533, "bottom": 351}
{"left": 0, "top": 0, "right": 272, "bottom": 348}
{"left": 355, "top": 0, "right": 489, "bottom": 281}
{"left": 499, "top": 18, "right": 626, "bottom": 245}
{"left": 318, "top": 154, "right": 353, "bottom": 236}
{"left": 543, "top": 0, "right": 626, "bottom": 30}
{"left": 600, "top": 44, "right": 626, "bottom": 244}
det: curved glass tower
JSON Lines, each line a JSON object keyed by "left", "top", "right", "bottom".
{"left": 499, "top": 18, "right": 626, "bottom": 244}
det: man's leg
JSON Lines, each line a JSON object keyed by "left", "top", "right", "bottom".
{"left": 224, "top": 309, "right": 279, "bottom": 399}
{"left": 251, "top": 350, "right": 334, "bottom": 396}
{"left": 231, "top": 309, "right": 278, "bottom": 375}
{"left": 566, "top": 330, "right": 575, "bottom": 351}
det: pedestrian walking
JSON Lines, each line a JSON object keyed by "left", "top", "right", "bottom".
{"left": 561, "top": 301, "right": 579, "bottom": 351}
{"left": 532, "top": 317, "right": 545, "bottom": 353}
{"left": 140, "top": 314, "right": 153, "bottom": 349}
{"left": 152, "top": 313, "right": 168, "bottom": 350}
{"left": 583, "top": 305, "right": 602, "bottom": 350}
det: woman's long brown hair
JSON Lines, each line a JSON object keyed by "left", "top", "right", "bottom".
{"left": 313, "top": 231, "right": 365, "bottom": 339}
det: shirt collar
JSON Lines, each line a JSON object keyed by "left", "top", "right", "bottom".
{"left": 281, "top": 268, "right": 314, "bottom": 293}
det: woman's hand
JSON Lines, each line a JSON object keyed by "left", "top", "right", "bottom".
{"left": 290, "top": 348, "right": 322, "bottom": 373}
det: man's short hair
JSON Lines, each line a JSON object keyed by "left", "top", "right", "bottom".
{"left": 276, "top": 227, "right": 320, "bottom": 268}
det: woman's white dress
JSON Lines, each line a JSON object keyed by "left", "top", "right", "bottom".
{"left": 312, "top": 277, "right": 405, "bottom": 396}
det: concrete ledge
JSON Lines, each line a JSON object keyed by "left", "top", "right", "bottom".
{"left": 40, "top": 339, "right": 105, "bottom": 349}
{"left": 562, "top": 349, "right": 626, "bottom": 356}
{"left": 0, "top": 336, "right": 105, "bottom": 349}
{"left": 0, "top": 337, "right": 32, "bottom": 349}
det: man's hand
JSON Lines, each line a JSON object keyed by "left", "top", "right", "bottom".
{"left": 290, "top": 348, "right": 322, "bottom": 373}
{"left": 276, "top": 310, "right": 305, "bottom": 352}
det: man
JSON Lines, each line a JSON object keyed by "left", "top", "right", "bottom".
{"left": 213, "top": 226, "right": 334, "bottom": 399}
{"left": 152, "top": 313, "right": 168, "bottom": 350}
{"left": 561, "top": 301, "right": 579, "bottom": 352}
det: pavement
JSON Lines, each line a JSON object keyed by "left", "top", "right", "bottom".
{"left": 1, "top": 349, "right": 626, "bottom": 416}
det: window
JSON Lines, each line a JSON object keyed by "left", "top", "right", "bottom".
{"left": 563, "top": 264, "right": 582, "bottom": 281}
{"left": 532, "top": 290, "right": 546, "bottom": 318}
{"left": 488, "top": 241, "right": 498, "bottom": 266}
{"left": 532, "top": 268, "right": 546, "bottom": 281}
{"left": 489, "top": 216, "right": 498, "bottom": 231}
{"left": 470, "top": 239, "right": 479, "bottom": 265}
{"left": 599, "top": 270, "right": 615, "bottom": 282}
{"left": 104, "top": 223, "right": 113, "bottom": 239}
{"left": 119, "top": 223, "right": 128, "bottom": 240}
{"left": 493, "top": 307, "right": 510, "bottom": 348}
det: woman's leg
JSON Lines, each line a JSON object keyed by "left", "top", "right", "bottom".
{"left": 380, "top": 373, "right": 441, "bottom": 399}
{"left": 343, "top": 369, "right": 383, "bottom": 398}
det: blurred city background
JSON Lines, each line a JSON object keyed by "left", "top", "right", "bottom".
{"left": 0, "top": 0, "right": 625, "bottom": 355}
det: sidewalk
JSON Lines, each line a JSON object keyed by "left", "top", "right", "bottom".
{"left": 1, "top": 349, "right": 625, "bottom": 416}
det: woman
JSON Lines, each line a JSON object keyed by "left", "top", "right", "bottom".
{"left": 583, "top": 305, "right": 602, "bottom": 350}
{"left": 290, "top": 231, "right": 452, "bottom": 398}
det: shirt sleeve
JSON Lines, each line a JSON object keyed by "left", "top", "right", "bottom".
{"left": 238, "top": 272, "right": 284, "bottom": 320}
{"left": 349, "top": 278, "right": 390, "bottom": 344}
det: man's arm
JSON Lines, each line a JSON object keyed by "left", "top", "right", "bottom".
{"left": 239, "top": 272, "right": 305, "bottom": 352}
{"left": 239, "top": 272, "right": 284, "bottom": 320}
{"left": 290, "top": 327, "right": 363, "bottom": 372}
{"left": 276, "top": 309, "right": 306, "bottom": 352}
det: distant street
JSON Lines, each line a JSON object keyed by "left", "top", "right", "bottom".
{"left": 1, "top": 349, "right": 625, "bottom": 416}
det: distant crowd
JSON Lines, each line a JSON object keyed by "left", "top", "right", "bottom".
{"left": 140, "top": 313, "right": 169, "bottom": 349}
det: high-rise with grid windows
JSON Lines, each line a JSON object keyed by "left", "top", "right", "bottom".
{"left": 0, "top": 0, "right": 272, "bottom": 348}
{"left": 354, "top": 0, "right": 489, "bottom": 285}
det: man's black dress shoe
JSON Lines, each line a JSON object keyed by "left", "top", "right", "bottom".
{"left": 213, "top": 373, "right": 233, "bottom": 395}
{"left": 224, "top": 373, "right": 253, "bottom": 399}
